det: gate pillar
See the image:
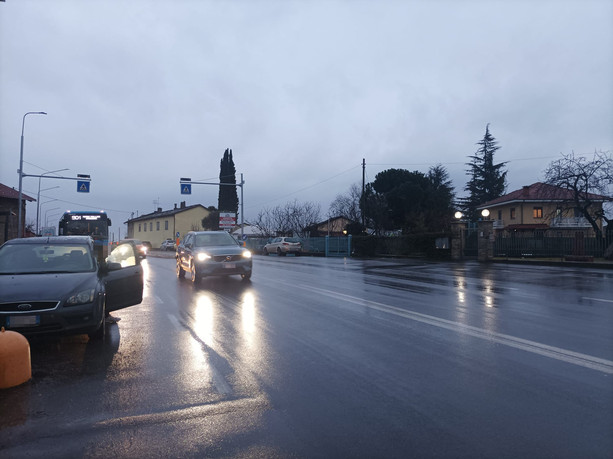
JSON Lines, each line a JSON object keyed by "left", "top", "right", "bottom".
{"left": 451, "top": 221, "right": 466, "bottom": 260}
{"left": 477, "top": 220, "right": 494, "bottom": 261}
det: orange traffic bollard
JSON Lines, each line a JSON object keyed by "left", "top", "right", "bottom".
{"left": 0, "top": 327, "right": 31, "bottom": 389}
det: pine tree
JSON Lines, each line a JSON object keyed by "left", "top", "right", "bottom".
{"left": 218, "top": 148, "right": 239, "bottom": 217}
{"left": 463, "top": 124, "right": 507, "bottom": 221}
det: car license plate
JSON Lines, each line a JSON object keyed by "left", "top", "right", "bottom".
{"left": 7, "top": 315, "right": 40, "bottom": 327}
{"left": 223, "top": 263, "right": 236, "bottom": 269}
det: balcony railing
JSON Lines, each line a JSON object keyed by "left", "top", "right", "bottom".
{"left": 550, "top": 217, "right": 591, "bottom": 228}
{"left": 491, "top": 217, "right": 592, "bottom": 229}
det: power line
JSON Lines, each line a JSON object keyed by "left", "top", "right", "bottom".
{"left": 246, "top": 164, "right": 361, "bottom": 210}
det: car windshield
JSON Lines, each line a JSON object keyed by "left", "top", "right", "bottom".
{"left": 194, "top": 233, "right": 237, "bottom": 247}
{"left": 0, "top": 243, "right": 95, "bottom": 274}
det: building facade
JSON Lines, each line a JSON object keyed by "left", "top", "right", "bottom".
{"left": 478, "top": 182, "right": 609, "bottom": 237}
{"left": 125, "top": 202, "right": 211, "bottom": 248}
{"left": 0, "top": 183, "right": 35, "bottom": 243}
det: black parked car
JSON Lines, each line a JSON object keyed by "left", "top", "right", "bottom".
{"left": 0, "top": 236, "right": 144, "bottom": 339}
{"left": 176, "top": 231, "right": 252, "bottom": 283}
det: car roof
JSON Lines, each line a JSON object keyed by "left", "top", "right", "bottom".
{"left": 187, "top": 231, "right": 231, "bottom": 235}
{"left": 2, "top": 236, "right": 93, "bottom": 246}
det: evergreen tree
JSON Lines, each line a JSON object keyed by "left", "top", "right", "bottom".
{"left": 363, "top": 165, "right": 455, "bottom": 234}
{"left": 218, "top": 148, "right": 239, "bottom": 217}
{"left": 201, "top": 206, "right": 220, "bottom": 231}
{"left": 463, "top": 124, "right": 507, "bottom": 221}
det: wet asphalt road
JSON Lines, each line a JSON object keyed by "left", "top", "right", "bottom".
{"left": 1, "top": 255, "right": 612, "bottom": 458}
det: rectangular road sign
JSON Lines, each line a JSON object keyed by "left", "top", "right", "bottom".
{"left": 77, "top": 180, "right": 90, "bottom": 193}
{"left": 219, "top": 212, "right": 236, "bottom": 229}
{"left": 181, "top": 184, "right": 192, "bottom": 195}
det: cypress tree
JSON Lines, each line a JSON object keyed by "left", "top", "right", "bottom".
{"left": 218, "top": 148, "right": 239, "bottom": 217}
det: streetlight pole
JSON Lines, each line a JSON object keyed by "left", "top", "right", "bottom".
{"left": 35, "top": 168, "right": 68, "bottom": 235}
{"left": 44, "top": 207, "right": 60, "bottom": 229}
{"left": 36, "top": 185, "right": 60, "bottom": 235}
{"left": 18, "top": 111, "right": 47, "bottom": 238}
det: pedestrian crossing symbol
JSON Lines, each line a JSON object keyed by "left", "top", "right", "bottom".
{"left": 77, "top": 180, "right": 90, "bottom": 193}
{"left": 181, "top": 184, "right": 192, "bottom": 195}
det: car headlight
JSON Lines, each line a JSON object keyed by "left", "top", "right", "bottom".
{"left": 242, "top": 250, "right": 252, "bottom": 259}
{"left": 197, "top": 252, "right": 211, "bottom": 261}
{"left": 66, "top": 288, "right": 95, "bottom": 306}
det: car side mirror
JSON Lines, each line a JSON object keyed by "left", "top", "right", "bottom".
{"left": 100, "top": 261, "right": 122, "bottom": 273}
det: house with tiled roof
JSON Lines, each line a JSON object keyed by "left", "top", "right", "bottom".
{"left": 125, "top": 201, "right": 211, "bottom": 248}
{"left": 0, "top": 183, "right": 36, "bottom": 243}
{"left": 477, "top": 182, "right": 610, "bottom": 237}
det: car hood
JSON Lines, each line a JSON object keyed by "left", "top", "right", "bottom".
{"left": 195, "top": 246, "right": 246, "bottom": 256}
{"left": 0, "top": 272, "right": 98, "bottom": 302}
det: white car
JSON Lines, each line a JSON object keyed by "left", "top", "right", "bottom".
{"left": 263, "top": 237, "right": 303, "bottom": 256}
{"left": 161, "top": 239, "right": 176, "bottom": 251}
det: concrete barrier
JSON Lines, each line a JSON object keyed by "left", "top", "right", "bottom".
{"left": 0, "top": 327, "right": 31, "bottom": 389}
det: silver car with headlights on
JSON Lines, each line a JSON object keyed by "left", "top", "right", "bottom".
{"left": 176, "top": 231, "right": 252, "bottom": 283}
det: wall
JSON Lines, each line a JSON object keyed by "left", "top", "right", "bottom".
{"left": 174, "top": 207, "right": 210, "bottom": 241}
{"left": 492, "top": 201, "right": 603, "bottom": 233}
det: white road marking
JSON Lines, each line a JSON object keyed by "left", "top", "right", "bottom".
{"left": 300, "top": 284, "right": 613, "bottom": 375}
{"left": 582, "top": 297, "right": 613, "bottom": 304}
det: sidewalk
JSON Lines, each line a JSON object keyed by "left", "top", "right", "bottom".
{"left": 146, "top": 248, "right": 613, "bottom": 268}
{"left": 492, "top": 257, "right": 613, "bottom": 269}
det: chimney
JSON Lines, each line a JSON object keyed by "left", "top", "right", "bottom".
{"left": 180, "top": 201, "right": 186, "bottom": 209}
{"left": 174, "top": 203, "right": 177, "bottom": 209}
{"left": 157, "top": 207, "right": 162, "bottom": 213}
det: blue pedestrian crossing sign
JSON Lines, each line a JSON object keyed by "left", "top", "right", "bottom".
{"left": 77, "top": 180, "right": 90, "bottom": 193}
{"left": 181, "top": 183, "right": 192, "bottom": 195}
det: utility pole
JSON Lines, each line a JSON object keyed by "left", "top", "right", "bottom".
{"left": 361, "top": 158, "right": 366, "bottom": 227}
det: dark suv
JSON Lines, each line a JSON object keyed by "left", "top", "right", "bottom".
{"left": 176, "top": 231, "right": 252, "bottom": 283}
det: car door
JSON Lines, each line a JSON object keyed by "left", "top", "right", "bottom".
{"left": 104, "top": 240, "right": 144, "bottom": 313}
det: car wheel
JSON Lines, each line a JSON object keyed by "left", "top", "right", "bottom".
{"left": 89, "top": 314, "right": 106, "bottom": 342}
{"left": 263, "top": 248, "right": 268, "bottom": 255}
{"left": 191, "top": 263, "right": 200, "bottom": 284}
{"left": 177, "top": 259, "right": 185, "bottom": 278}
{"left": 241, "top": 272, "right": 252, "bottom": 281}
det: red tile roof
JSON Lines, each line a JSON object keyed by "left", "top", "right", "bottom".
{"left": 0, "top": 183, "right": 35, "bottom": 201}
{"left": 479, "top": 182, "right": 610, "bottom": 208}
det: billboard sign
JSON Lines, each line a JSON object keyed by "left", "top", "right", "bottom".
{"left": 219, "top": 212, "right": 236, "bottom": 229}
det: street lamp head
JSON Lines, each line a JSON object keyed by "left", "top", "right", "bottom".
{"left": 454, "top": 211, "right": 463, "bottom": 220}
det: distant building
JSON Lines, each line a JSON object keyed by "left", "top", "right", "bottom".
{"left": 230, "top": 223, "right": 264, "bottom": 239}
{"left": 125, "top": 201, "right": 211, "bottom": 248}
{"left": 478, "top": 182, "right": 610, "bottom": 237}
{"left": 306, "top": 216, "right": 353, "bottom": 237}
{"left": 0, "top": 183, "right": 36, "bottom": 243}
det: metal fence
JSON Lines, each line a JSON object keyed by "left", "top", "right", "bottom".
{"left": 494, "top": 234, "right": 613, "bottom": 258}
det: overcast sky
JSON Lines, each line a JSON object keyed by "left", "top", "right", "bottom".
{"left": 1, "top": 0, "right": 612, "bottom": 240}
